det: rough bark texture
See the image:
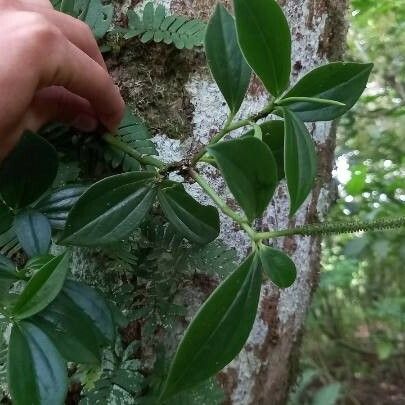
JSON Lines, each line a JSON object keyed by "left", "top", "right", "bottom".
{"left": 76, "top": 0, "right": 348, "bottom": 403}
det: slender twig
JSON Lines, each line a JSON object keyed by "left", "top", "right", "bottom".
{"left": 189, "top": 169, "right": 248, "bottom": 225}
{"left": 254, "top": 217, "right": 405, "bottom": 241}
{"left": 191, "top": 102, "right": 275, "bottom": 165}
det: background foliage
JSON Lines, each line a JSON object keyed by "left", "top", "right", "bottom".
{"left": 293, "top": 0, "right": 405, "bottom": 403}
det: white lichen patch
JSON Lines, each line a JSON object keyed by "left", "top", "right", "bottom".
{"left": 152, "top": 134, "right": 183, "bottom": 163}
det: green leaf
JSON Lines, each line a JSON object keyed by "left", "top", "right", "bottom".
{"left": 258, "top": 245, "right": 296, "bottom": 288}
{"left": 160, "top": 254, "right": 262, "bottom": 400}
{"left": 32, "top": 292, "right": 103, "bottom": 364}
{"left": 207, "top": 137, "right": 278, "bottom": 221}
{"left": 158, "top": 182, "right": 220, "bottom": 244}
{"left": 14, "top": 210, "right": 51, "bottom": 257}
{"left": 0, "top": 132, "right": 58, "bottom": 209}
{"left": 123, "top": 5, "right": 206, "bottom": 49}
{"left": 0, "top": 201, "right": 13, "bottom": 234}
{"left": 345, "top": 164, "right": 367, "bottom": 195}
{"left": 283, "top": 108, "right": 317, "bottom": 215}
{"left": 281, "top": 62, "right": 373, "bottom": 121}
{"left": 24, "top": 255, "right": 55, "bottom": 273}
{"left": 74, "top": 0, "right": 113, "bottom": 39}
{"left": 245, "top": 120, "right": 285, "bottom": 180}
{"left": 234, "top": 0, "right": 291, "bottom": 96}
{"left": 63, "top": 280, "right": 115, "bottom": 343}
{"left": 35, "top": 185, "right": 88, "bottom": 230}
{"left": 205, "top": 4, "right": 251, "bottom": 115}
{"left": 61, "top": 172, "right": 157, "bottom": 246}
{"left": 8, "top": 322, "right": 68, "bottom": 405}
{"left": 13, "top": 253, "right": 70, "bottom": 320}
{"left": 0, "top": 254, "right": 17, "bottom": 279}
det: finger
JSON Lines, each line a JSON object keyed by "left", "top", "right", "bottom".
{"left": 0, "top": 87, "right": 97, "bottom": 161}
{"left": 26, "top": 86, "right": 99, "bottom": 132}
{"left": 18, "top": 4, "right": 107, "bottom": 70}
{"left": 18, "top": 0, "right": 53, "bottom": 10}
{"left": 40, "top": 38, "right": 124, "bottom": 131}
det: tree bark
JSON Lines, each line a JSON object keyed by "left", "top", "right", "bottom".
{"left": 80, "top": 0, "right": 348, "bottom": 403}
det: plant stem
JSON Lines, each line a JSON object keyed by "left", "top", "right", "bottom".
{"left": 276, "top": 97, "right": 346, "bottom": 107}
{"left": 191, "top": 113, "right": 234, "bottom": 165}
{"left": 103, "top": 134, "right": 166, "bottom": 169}
{"left": 254, "top": 217, "right": 405, "bottom": 241}
{"left": 191, "top": 102, "right": 275, "bottom": 165}
{"left": 189, "top": 169, "right": 248, "bottom": 225}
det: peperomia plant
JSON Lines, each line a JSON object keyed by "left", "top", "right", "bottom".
{"left": 0, "top": 0, "right": 404, "bottom": 404}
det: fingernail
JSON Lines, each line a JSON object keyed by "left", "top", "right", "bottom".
{"left": 72, "top": 114, "right": 98, "bottom": 132}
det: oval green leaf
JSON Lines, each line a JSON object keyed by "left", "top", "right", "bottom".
{"left": 61, "top": 172, "right": 157, "bottom": 246}
{"left": 207, "top": 137, "right": 278, "bottom": 221}
{"left": 234, "top": 0, "right": 291, "bottom": 96}
{"left": 160, "top": 254, "right": 262, "bottom": 400}
{"left": 245, "top": 120, "right": 285, "bottom": 180}
{"left": 281, "top": 62, "right": 374, "bottom": 121}
{"left": 259, "top": 245, "right": 297, "bottom": 288}
{"left": 24, "top": 255, "right": 55, "bottom": 273}
{"left": 0, "top": 131, "right": 58, "bottom": 209}
{"left": 63, "top": 280, "right": 115, "bottom": 343}
{"left": 158, "top": 182, "right": 220, "bottom": 244}
{"left": 283, "top": 108, "right": 317, "bottom": 216}
{"left": 32, "top": 292, "right": 103, "bottom": 364}
{"left": 8, "top": 322, "right": 68, "bottom": 405}
{"left": 14, "top": 210, "right": 51, "bottom": 257}
{"left": 13, "top": 253, "right": 70, "bottom": 319}
{"left": 35, "top": 185, "right": 88, "bottom": 230}
{"left": 205, "top": 4, "right": 251, "bottom": 114}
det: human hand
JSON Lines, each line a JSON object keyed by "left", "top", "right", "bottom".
{"left": 0, "top": 0, "right": 125, "bottom": 159}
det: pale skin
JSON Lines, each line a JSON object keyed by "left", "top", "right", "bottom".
{"left": 0, "top": 0, "right": 125, "bottom": 160}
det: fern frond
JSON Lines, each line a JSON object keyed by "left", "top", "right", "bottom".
{"left": 0, "top": 228, "right": 19, "bottom": 258}
{"left": 104, "top": 109, "right": 158, "bottom": 172}
{"left": 124, "top": 3, "right": 206, "bottom": 49}
{"left": 52, "top": 0, "right": 113, "bottom": 39}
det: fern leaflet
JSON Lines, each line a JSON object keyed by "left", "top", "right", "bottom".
{"left": 104, "top": 109, "right": 158, "bottom": 172}
{"left": 124, "top": 3, "right": 206, "bottom": 50}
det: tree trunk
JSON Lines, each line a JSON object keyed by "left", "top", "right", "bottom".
{"left": 79, "top": 0, "right": 348, "bottom": 403}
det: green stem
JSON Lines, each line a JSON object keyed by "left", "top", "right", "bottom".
{"left": 103, "top": 134, "right": 166, "bottom": 169}
{"left": 191, "top": 113, "right": 234, "bottom": 165}
{"left": 254, "top": 217, "right": 405, "bottom": 241}
{"left": 276, "top": 97, "right": 346, "bottom": 107}
{"left": 189, "top": 169, "right": 248, "bottom": 225}
{"left": 192, "top": 102, "right": 275, "bottom": 165}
